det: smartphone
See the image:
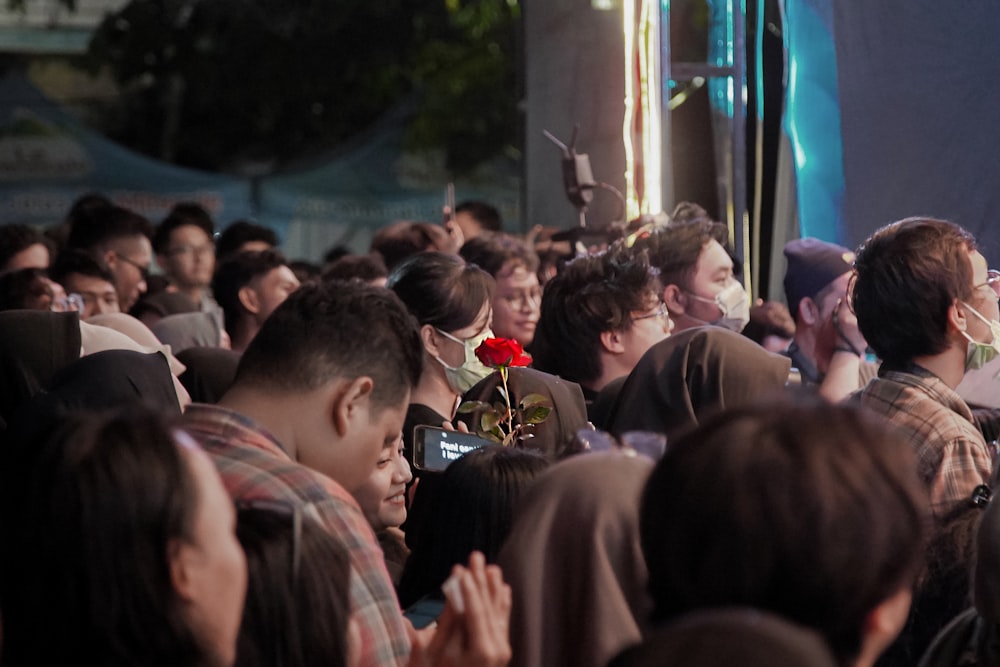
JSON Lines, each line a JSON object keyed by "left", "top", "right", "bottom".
{"left": 412, "top": 425, "right": 495, "bottom": 472}
{"left": 404, "top": 593, "right": 446, "bottom": 629}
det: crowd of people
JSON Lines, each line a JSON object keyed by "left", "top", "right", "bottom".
{"left": 1, "top": 194, "right": 999, "bottom": 667}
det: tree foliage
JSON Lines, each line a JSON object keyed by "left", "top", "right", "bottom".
{"left": 74, "top": 0, "right": 518, "bottom": 175}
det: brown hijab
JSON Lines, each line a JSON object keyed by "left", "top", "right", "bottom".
{"left": 497, "top": 451, "right": 653, "bottom": 667}
{"left": 607, "top": 326, "right": 791, "bottom": 441}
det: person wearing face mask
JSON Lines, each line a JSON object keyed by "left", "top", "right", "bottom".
{"left": 387, "top": 252, "right": 496, "bottom": 466}
{"left": 782, "top": 238, "right": 878, "bottom": 402}
{"left": 631, "top": 216, "right": 751, "bottom": 334}
{"left": 853, "top": 217, "right": 997, "bottom": 519}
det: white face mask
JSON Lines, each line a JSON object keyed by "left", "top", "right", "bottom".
{"left": 960, "top": 302, "right": 1000, "bottom": 372}
{"left": 433, "top": 328, "right": 495, "bottom": 394}
{"left": 686, "top": 281, "right": 751, "bottom": 333}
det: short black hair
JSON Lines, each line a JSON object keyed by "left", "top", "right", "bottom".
{"left": 459, "top": 232, "right": 539, "bottom": 277}
{"left": 49, "top": 248, "right": 115, "bottom": 286}
{"left": 66, "top": 205, "right": 153, "bottom": 251}
{"left": 371, "top": 221, "right": 452, "bottom": 271}
{"left": 212, "top": 249, "right": 289, "bottom": 333}
{"left": 633, "top": 219, "right": 729, "bottom": 290}
{"left": 322, "top": 254, "right": 388, "bottom": 284}
{"left": 0, "top": 267, "right": 51, "bottom": 311}
{"left": 852, "top": 217, "right": 976, "bottom": 368}
{"left": 216, "top": 220, "right": 279, "bottom": 259}
{"left": 0, "top": 224, "right": 48, "bottom": 273}
{"left": 235, "top": 281, "right": 424, "bottom": 410}
{"left": 387, "top": 251, "right": 494, "bottom": 332}
{"left": 640, "top": 401, "right": 927, "bottom": 664}
{"left": 455, "top": 201, "right": 502, "bottom": 232}
{"left": 152, "top": 203, "right": 215, "bottom": 255}
{"left": 531, "top": 245, "right": 660, "bottom": 385}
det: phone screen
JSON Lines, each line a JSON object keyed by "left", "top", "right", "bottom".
{"left": 413, "top": 426, "right": 495, "bottom": 472}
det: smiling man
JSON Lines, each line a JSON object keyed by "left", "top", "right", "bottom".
{"left": 853, "top": 217, "right": 996, "bottom": 518}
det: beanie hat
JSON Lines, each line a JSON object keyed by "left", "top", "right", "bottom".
{"left": 783, "top": 238, "right": 855, "bottom": 315}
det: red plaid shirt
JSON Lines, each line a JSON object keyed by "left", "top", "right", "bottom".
{"left": 181, "top": 404, "right": 410, "bottom": 667}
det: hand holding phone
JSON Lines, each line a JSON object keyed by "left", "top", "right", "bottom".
{"left": 412, "top": 425, "right": 496, "bottom": 472}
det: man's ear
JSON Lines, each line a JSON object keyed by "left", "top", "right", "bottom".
{"left": 799, "top": 297, "right": 820, "bottom": 326}
{"left": 859, "top": 587, "right": 912, "bottom": 665}
{"left": 947, "top": 299, "right": 968, "bottom": 335}
{"left": 599, "top": 329, "right": 625, "bottom": 355}
{"left": 238, "top": 286, "right": 260, "bottom": 315}
{"left": 330, "top": 376, "right": 375, "bottom": 437}
{"left": 168, "top": 539, "right": 196, "bottom": 603}
{"left": 102, "top": 248, "right": 118, "bottom": 269}
{"left": 663, "top": 284, "right": 686, "bottom": 317}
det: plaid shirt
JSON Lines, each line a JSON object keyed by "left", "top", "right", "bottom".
{"left": 858, "top": 367, "right": 992, "bottom": 518}
{"left": 181, "top": 404, "right": 410, "bottom": 667}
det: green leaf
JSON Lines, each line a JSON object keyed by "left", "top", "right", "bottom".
{"left": 458, "top": 400, "right": 490, "bottom": 414}
{"left": 481, "top": 411, "right": 501, "bottom": 433}
{"left": 522, "top": 406, "right": 551, "bottom": 425}
{"left": 488, "top": 427, "right": 505, "bottom": 442}
{"left": 518, "top": 393, "right": 550, "bottom": 410}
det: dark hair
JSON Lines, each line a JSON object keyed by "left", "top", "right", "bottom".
{"left": 0, "top": 408, "right": 206, "bottom": 666}
{"left": 459, "top": 232, "right": 540, "bottom": 277}
{"left": 152, "top": 203, "right": 215, "bottom": 255}
{"left": 235, "top": 506, "right": 351, "bottom": 667}
{"left": 387, "top": 251, "right": 494, "bottom": 333}
{"left": 633, "top": 219, "right": 729, "bottom": 290}
{"left": 49, "top": 248, "right": 116, "bottom": 286}
{"left": 288, "top": 260, "right": 321, "bottom": 285}
{"left": 212, "top": 249, "right": 289, "bottom": 333}
{"left": 455, "top": 200, "right": 502, "bottom": 232}
{"left": 0, "top": 224, "right": 47, "bottom": 272}
{"left": 236, "top": 281, "right": 423, "bottom": 410}
{"left": 216, "top": 220, "right": 279, "bottom": 259}
{"left": 397, "top": 446, "right": 549, "bottom": 607}
{"left": 852, "top": 217, "right": 976, "bottom": 368}
{"left": 640, "top": 401, "right": 927, "bottom": 664}
{"left": 67, "top": 204, "right": 153, "bottom": 251}
{"left": 322, "top": 254, "right": 389, "bottom": 284}
{"left": 371, "top": 221, "right": 452, "bottom": 271}
{"left": 0, "top": 267, "right": 52, "bottom": 311}
{"left": 64, "top": 192, "right": 113, "bottom": 227}
{"left": 531, "top": 245, "right": 660, "bottom": 385}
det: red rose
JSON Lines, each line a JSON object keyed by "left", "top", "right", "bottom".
{"left": 476, "top": 337, "right": 532, "bottom": 368}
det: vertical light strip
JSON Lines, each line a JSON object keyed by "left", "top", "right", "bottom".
{"left": 639, "top": 0, "right": 662, "bottom": 214}
{"left": 622, "top": 0, "right": 640, "bottom": 221}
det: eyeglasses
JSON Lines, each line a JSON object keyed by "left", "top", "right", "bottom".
{"left": 236, "top": 499, "right": 316, "bottom": 583}
{"left": 633, "top": 303, "right": 669, "bottom": 323}
{"left": 974, "top": 269, "right": 1000, "bottom": 298}
{"left": 50, "top": 293, "right": 84, "bottom": 313}
{"left": 116, "top": 254, "right": 150, "bottom": 282}
{"left": 500, "top": 289, "right": 542, "bottom": 310}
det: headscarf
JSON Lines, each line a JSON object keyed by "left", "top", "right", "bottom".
{"left": 175, "top": 347, "right": 241, "bottom": 404}
{"left": 497, "top": 451, "right": 653, "bottom": 667}
{"left": 610, "top": 608, "right": 837, "bottom": 667}
{"left": 152, "top": 312, "right": 223, "bottom": 353}
{"left": 0, "top": 310, "right": 81, "bottom": 431}
{"left": 459, "top": 366, "right": 589, "bottom": 460}
{"left": 607, "top": 326, "right": 791, "bottom": 441}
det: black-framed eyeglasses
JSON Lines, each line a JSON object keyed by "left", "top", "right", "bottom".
{"left": 974, "top": 269, "right": 1000, "bottom": 299}
{"left": 235, "top": 499, "right": 311, "bottom": 582}
{"left": 116, "top": 254, "right": 150, "bottom": 282}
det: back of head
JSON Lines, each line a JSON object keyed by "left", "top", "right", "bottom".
{"left": 612, "top": 608, "right": 838, "bottom": 667}
{"left": 49, "top": 248, "right": 116, "bottom": 287}
{"left": 459, "top": 233, "right": 539, "bottom": 277}
{"left": 372, "top": 221, "right": 451, "bottom": 271}
{"left": 387, "top": 251, "right": 495, "bottom": 330}
{"left": 0, "top": 408, "right": 202, "bottom": 666}
{"left": 455, "top": 201, "right": 502, "bottom": 233}
{"left": 322, "top": 254, "right": 389, "bottom": 285}
{"left": 212, "top": 249, "right": 288, "bottom": 333}
{"left": 235, "top": 281, "right": 423, "bottom": 409}
{"left": 67, "top": 204, "right": 153, "bottom": 252}
{"left": 153, "top": 202, "right": 215, "bottom": 255}
{"left": 499, "top": 451, "right": 653, "bottom": 667}
{"left": 531, "top": 245, "right": 659, "bottom": 385}
{"left": 782, "top": 238, "right": 855, "bottom": 320}
{"left": 236, "top": 506, "right": 351, "bottom": 667}
{"left": 398, "top": 446, "right": 549, "bottom": 607}
{"left": 974, "top": 484, "right": 1000, "bottom": 622}
{"left": 216, "top": 220, "right": 279, "bottom": 260}
{"left": 640, "top": 401, "right": 928, "bottom": 664}
{"left": 852, "top": 217, "right": 975, "bottom": 368}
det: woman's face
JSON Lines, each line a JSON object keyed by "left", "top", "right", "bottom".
{"left": 173, "top": 447, "right": 248, "bottom": 666}
{"left": 352, "top": 437, "right": 413, "bottom": 532}
{"left": 436, "top": 303, "right": 493, "bottom": 368}
{"left": 491, "top": 262, "right": 541, "bottom": 347}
